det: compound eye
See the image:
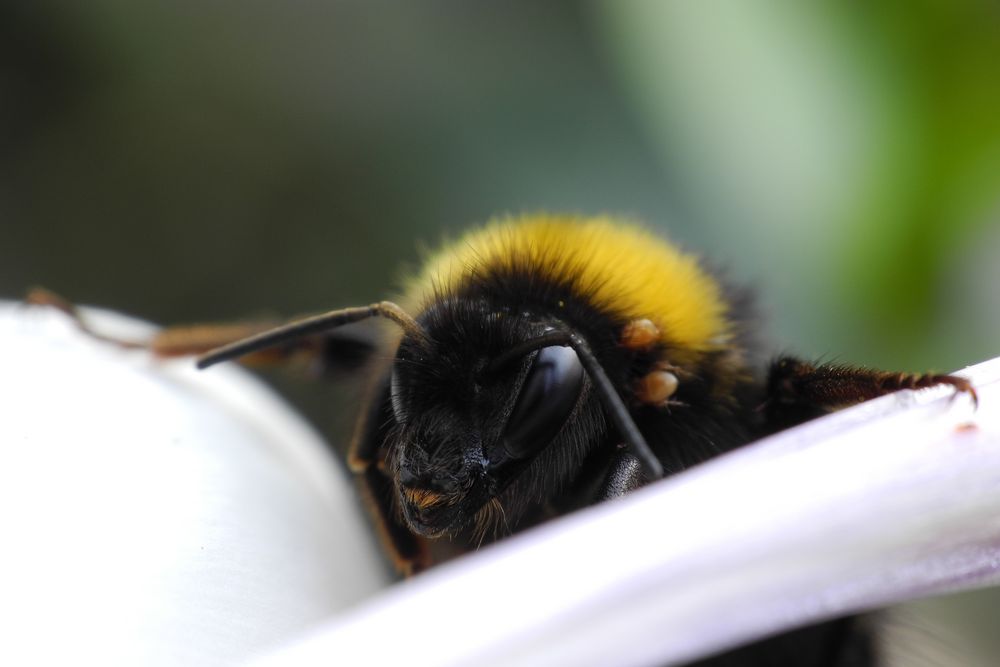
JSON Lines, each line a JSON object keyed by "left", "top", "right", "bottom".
{"left": 390, "top": 364, "right": 406, "bottom": 424}
{"left": 502, "top": 345, "right": 584, "bottom": 459}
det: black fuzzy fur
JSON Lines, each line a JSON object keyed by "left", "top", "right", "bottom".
{"left": 353, "top": 257, "right": 873, "bottom": 666}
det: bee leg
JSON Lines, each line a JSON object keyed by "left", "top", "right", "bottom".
{"left": 26, "top": 287, "right": 286, "bottom": 357}
{"left": 355, "top": 465, "right": 432, "bottom": 577}
{"left": 348, "top": 375, "right": 431, "bottom": 577}
{"left": 26, "top": 288, "right": 375, "bottom": 373}
{"left": 765, "top": 355, "right": 977, "bottom": 429}
{"left": 599, "top": 449, "right": 646, "bottom": 500}
{"left": 26, "top": 287, "right": 152, "bottom": 350}
{"left": 155, "top": 324, "right": 375, "bottom": 375}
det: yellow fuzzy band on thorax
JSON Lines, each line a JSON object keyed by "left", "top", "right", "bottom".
{"left": 405, "top": 214, "right": 731, "bottom": 353}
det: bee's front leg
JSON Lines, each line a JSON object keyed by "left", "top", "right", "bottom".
{"left": 26, "top": 288, "right": 374, "bottom": 373}
{"left": 348, "top": 376, "right": 432, "bottom": 577}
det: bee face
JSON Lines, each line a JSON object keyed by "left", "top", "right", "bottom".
{"left": 392, "top": 421, "right": 484, "bottom": 538}
{"left": 387, "top": 302, "right": 592, "bottom": 537}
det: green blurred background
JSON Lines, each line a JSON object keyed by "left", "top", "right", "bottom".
{"left": 3, "top": 1, "right": 999, "bottom": 655}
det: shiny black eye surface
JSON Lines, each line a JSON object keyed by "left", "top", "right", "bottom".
{"left": 389, "top": 364, "right": 406, "bottom": 424}
{"left": 502, "top": 345, "right": 584, "bottom": 459}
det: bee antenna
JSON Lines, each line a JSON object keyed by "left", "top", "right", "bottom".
{"left": 196, "top": 301, "right": 426, "bottom": 369}
{"left": 565, "top": 332, "right": 666, "bottom": 480}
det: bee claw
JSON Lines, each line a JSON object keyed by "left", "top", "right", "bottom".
{"left": 945, "top": 378, "right": 978, "bottom": 410}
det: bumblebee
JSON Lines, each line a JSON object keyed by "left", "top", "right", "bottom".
{"left": 31, "top": 214, "right": 975, "bottom": 666}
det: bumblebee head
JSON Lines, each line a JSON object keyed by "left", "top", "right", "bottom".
{"left": 195, "top": 295, "right": 663, "bottom": 538}
{"left": 387, "top": 303, "right": 589, "bottom": 537}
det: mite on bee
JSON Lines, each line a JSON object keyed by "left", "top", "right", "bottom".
{"left": 30, "top": 214, "right": 977, "bottom": 666}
